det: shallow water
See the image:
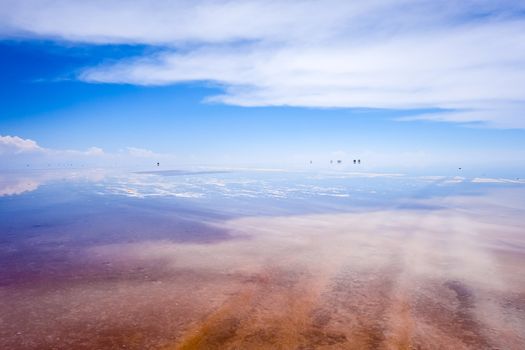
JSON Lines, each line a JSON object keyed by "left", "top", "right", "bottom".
{"left": 1, "top": 169, "right": 524, "bottom": 349}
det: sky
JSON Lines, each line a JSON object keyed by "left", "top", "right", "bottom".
{"left": 1, "top": 0, "right": 525, "bottom": 174}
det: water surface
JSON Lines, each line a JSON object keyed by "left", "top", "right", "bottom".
{"left": 1, "top": 169, "right": 524, "bottom": 349}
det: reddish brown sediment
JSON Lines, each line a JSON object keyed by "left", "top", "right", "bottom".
{"left": 1, "top": 200, "right": 525, "bottom": 349}
{"left": 171, "top": 268, "right": 323, "bottom": 350}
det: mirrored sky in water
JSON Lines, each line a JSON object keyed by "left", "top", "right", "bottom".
{"left": 0, "top": 169, "right": 524, "bottom": 349}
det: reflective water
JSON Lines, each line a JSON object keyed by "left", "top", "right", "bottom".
{"left": 0, "top": 169, "right": 524, "bottom": 349}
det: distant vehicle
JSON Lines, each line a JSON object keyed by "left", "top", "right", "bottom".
{"left": 337, "top": 160, "right": 342, "bottom": 164}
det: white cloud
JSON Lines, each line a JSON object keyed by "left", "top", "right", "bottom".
{"left": 84, "top": 146, "right": 105, "bottom": 156}
{"left": 126, "top": 147, "right": 158, "bottom": 158}
{"left": 0, "top": 1, "right": 387, "bottom": 44}
{"left": 0, "top": 135, "right": 106, "bottom": 157}
{"left": 0, "top": 135, "right": 175, "bottom": 169}
{"left": 0, "top": 135, "right": 43, "bottom": 154}
{"left": 2, "top": 1, "right": 525, "bottom": 127}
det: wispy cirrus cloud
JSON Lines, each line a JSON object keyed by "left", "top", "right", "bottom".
{"left": 1, "top": 1, "right": 525, "bottom": 127}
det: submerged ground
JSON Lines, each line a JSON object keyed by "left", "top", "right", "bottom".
{"left": 0, "top": 169, "right": 524, "bottom": 349}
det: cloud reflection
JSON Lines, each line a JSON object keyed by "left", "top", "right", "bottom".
{"left": 0, "top": 169, "right": 108, "bottom": 196}
{"left": 1, "top": 170, "right": 524, "bottom": 348}
{"left": 86, "top": 191, "right": 525, "bottom": 348}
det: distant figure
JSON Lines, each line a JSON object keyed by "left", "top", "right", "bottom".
{"left": 353, "top": 159, "right": 356, "bottom": 164}
{"left": 330, "top": 160, "right": 333, "bottom": 164}
{"left": 358, "top": 159, "right": 361, "bottom": 164}
{"left": 310, "top": 160, "right": 312, "bottom": 164}
{"left": 337, "top": 160, "right": 342, "bottom": 164}
{"left": 157, "top": 162, "right": 160, "bottom": 167}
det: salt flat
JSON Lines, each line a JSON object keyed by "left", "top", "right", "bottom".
{"left": 0, "top": 169, "right": 524, "bottom": 349}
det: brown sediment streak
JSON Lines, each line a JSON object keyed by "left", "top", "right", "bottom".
{"left": 173, "top": 288, "right": 254, "bottom": 349}
{"left": 170, "top": 268, "right": 325, "bottom": 349}
{"left": 385, "top": 298, "right": 414, "bottom": 350}
{"left": 2, "top": 202, "right": 525, "bottom": 349}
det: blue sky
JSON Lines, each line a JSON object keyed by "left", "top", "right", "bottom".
{"left": 1, "top": 1, "right": 524, "bottom": 174}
